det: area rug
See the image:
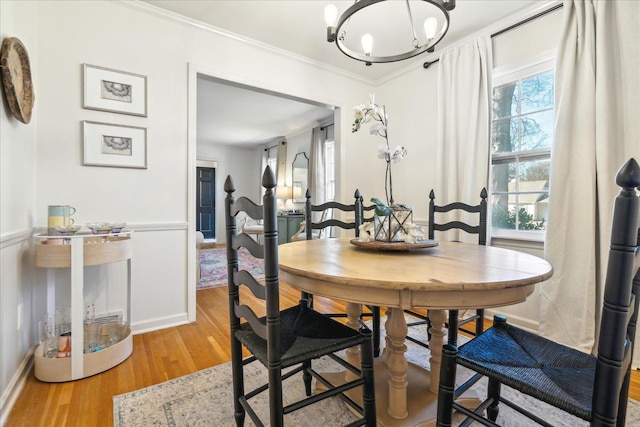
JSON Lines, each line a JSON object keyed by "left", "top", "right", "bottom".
{"left": 198, "top": 247, "right": 264, "bottom": 290}
{"left": 113, "top": 321, "right": 640, "bottom": 426}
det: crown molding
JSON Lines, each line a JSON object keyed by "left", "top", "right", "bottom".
{"left": 123, "top": 1, "right": 376, "bottom": 86}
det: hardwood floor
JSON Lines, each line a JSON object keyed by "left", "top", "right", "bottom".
{"left": 6, "top": 284, "right": 640, "bottom": 426}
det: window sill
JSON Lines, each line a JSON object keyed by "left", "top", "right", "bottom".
{"left": 491, "top": 229, "right": 545, "bottom": 242}
{"left": 491, "top": 235, "right": 544, "bottom": 252}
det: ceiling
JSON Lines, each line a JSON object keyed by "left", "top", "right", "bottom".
{"left": 140, "top": 0, "right": 544, "bottom": 147}
{"left": 196, "top": 76, "right": 335, "bottom": 146}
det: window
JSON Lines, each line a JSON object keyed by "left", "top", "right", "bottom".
{"left": 324, "top": 140, "right": 335, "bottom": 202}
{"left": 266, "top": 145, "right": 278, "bottom": 175}
{"left": 321, "top": 135, "right": 336, "bottom": 237}
{"left": 491, "top": 61, "right": 554, "bottom": 239}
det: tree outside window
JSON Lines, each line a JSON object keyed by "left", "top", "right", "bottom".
{"left": 491, "top": 66, "right": 553, "bottom": 236}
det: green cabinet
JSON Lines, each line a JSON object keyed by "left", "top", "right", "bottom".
{"left": 277, "top": 214, "right": 305, "bottom": 244}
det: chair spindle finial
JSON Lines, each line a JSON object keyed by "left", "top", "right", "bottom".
{"left": 262, "top": 165, "right": 276, "bottom": 190}
{"left": 224, "top": 175, "right": 236, "bottom": 194}
{"left": 615, "top": 158, "right": 640, "bottom": 189}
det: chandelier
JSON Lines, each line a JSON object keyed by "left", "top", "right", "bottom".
{"left": 324, "top": 0, "right": 456, "bottom": 66}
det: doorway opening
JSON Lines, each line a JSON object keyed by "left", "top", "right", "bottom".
{"left": 188, "top": 64, "right": 338, "bottom": 322}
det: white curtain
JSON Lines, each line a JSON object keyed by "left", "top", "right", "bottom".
{"left": 308, "top": 126, "right": 326, "bottom": 220}
{"left": 435, "top": 36, "right": 493, "bottom": 243}
{"left": 540, "top": 0, "right": 627, "bottom": 354}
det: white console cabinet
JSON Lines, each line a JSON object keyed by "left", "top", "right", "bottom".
{"left": 34, "top": 232, "right": 133, "bottom": 382}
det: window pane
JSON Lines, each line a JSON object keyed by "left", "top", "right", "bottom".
{"left": 517, "top": 192, "right": 548, "bottom": 230}
{"left": 491, "top": 194, "right": 548, "bottom": 231}
{"left": 519, "top": 158, "right": 550, "bottom": 184}
{"left": 491, "top": 161, "right": 516, "bottom": 193}
{"left": 492, "top": 82, "right": 518, "bottom": 119}
{"left": 521, "top": 110, "right": 553, "bottom": 151}
{"left": 491, "top": 194, "right": 517, "bottom": 230}
{"left": 492, "top": 118, "right": 518, "bottom": 153}
{"left": 492, "top": 158, "right": 549, "bottom": 232}
{"left": 520, "top": 72, "right": 553, "bottom": 114}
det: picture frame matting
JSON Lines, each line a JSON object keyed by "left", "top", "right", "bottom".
{"left": 83, "top": 64, "right": 147, "bottom": 117}
{"left": 83, "top": 121, "right": 147, "bottom": 169}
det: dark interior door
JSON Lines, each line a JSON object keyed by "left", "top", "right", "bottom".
{"left": 196, "top": 167, "right": 215, "bottom": 239}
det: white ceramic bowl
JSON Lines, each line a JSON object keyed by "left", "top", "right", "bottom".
{"left": 54, "top": 225, "right": 81, "bottom": 235}
{"left": 110, "top": 223, "right": 127, "bottom": 233}
{"left": 86, "top": 222, "right": 113, "bottom": 235}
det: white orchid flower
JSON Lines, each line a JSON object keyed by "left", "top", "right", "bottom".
{"left": 353, "top": 105, "right": 364, "bottom": 120}
{"left": 377, "top": 145, "right": 390, "bottom": 160}
{"left": 352, "top": 95, "right": 406, "bottom": 208}
{"left": 389, "top": 146, "right": 407, "bottom": 164}
{"left": 370, "top": 123, "right": 386, "bottom": 137}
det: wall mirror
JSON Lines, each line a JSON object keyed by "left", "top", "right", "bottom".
{"left": 292, "top": 152, "right": 309, "bottom": 202}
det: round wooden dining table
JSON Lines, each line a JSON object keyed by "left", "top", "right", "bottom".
{"left": 278, "top": 237, "right": 553, "bottom": 426}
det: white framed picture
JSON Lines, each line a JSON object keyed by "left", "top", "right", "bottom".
{"left": 83, "top": 64, "right": 147, "bottom": 117}
{"left": 83, "top": 121, "right": 147, "bottom": 169}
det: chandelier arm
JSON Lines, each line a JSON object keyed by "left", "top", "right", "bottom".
{"left": 405, "top": 0, "right": 420, "bottom": 49}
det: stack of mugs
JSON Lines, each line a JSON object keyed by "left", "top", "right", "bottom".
{"left": 47, "top": 204, "right": 80, "bottom": 239}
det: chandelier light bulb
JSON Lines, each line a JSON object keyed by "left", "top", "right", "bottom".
{"left": 361, "top": 33, "right": 373, "bottom": 56}
{"left": 324, "top": 4, "right": 338, "bottom": 27}
{"left": 424, "top": 17, "right": 438, "bottom": 40}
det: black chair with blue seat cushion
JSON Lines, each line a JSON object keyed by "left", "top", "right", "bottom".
{"left": 436, "top": 158, "right": 640, "bottom": 427}
{"left": 225, "top": 166, "right": 376, "bottom": 427}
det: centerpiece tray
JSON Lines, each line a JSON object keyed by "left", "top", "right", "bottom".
{"left": 350, "top": 238, "right": 438, "bottom": 251}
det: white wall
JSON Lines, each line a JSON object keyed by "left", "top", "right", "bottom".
{"left": 30, "top": 0, "right": 368, "bottom": 328}
{"left": 0, "top": 1, "right": 39, "bottom": 421}
{"left": 368, "top": 66, "right": 441, "bottom": 224}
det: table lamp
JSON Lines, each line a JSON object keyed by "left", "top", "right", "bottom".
{"left": 275, "top": 186, "right": 294, "bottom": 213}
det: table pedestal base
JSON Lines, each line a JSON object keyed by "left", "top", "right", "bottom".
{"left": 317, "top": 357, "right": 480, "bottom": 426}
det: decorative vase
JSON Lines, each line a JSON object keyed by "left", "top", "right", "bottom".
{"left": 374, "top": 207, "right": 413, "bottom": 242}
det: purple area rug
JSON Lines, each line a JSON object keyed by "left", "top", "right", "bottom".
{"left": 198, "top": 247, "right": 264, "bottom": 290}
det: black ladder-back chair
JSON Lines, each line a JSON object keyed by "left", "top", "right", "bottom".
{"left": 303, "top": 188, "right": 363, "bottom": 240}
{"left": 301, "top": 189, "right": 382, "bottom": 358}
{"left": 437, "top": 158, "right": 640, "bottom": 427}
{"left": 358, "top": 198, "right": 382, "bottom": 357}
{"left": 405, "top": 188, "right": 488, "bottom": 349}
{"left": 225, "top": 166, "right": 376, "bottom": 427}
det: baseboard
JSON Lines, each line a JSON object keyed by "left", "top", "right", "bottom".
{"left": 132, "top": 313, "right": 190, "bottom": 335}
{"left": 484, "top": 308, "right": 539, "bottom": 333}
{"left": 200, "top": 242, "right": 224, "bottom": 249}
{"left": 0, "top": 346, "right": 35, "bottom": 427}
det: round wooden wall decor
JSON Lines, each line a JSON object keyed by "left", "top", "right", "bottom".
{"left": 0, "top": 37, "right": 35, "bottom": 124}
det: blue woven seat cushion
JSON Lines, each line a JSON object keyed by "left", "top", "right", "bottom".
{"left": 457, "top": 321, "right": 596, "bottom": 420}
{"left": 235, "top": 304, "right": 365, "bottom": 368}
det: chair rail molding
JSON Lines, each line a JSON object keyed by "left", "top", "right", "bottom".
{"left": 0, "top": 228, "right": 33, "bottom": 249}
